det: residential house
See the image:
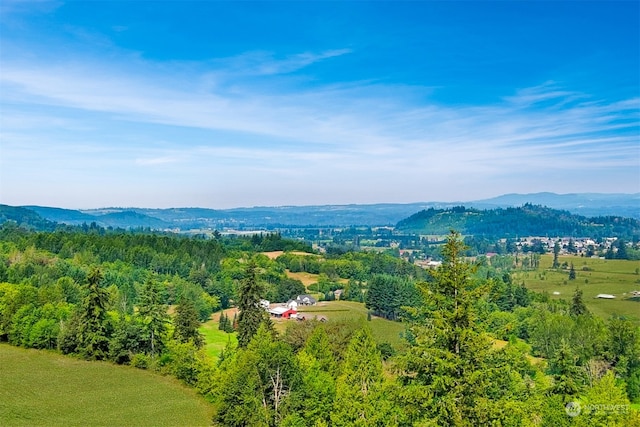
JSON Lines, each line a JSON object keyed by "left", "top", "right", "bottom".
{"left": 295, "top": 294, "right": 317, "bottom": 306}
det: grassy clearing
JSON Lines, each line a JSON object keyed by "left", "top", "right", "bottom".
{"left": 205, "top": 302, "right": 405, "bottom": 353}
{"left": 284, "top": 270, "right": 348, "bottom": 295}
{"left": 261, "top": 251, "right": 318, "bottom": 260}
{"left": 296, "top": 300, "right": 407, "bottom": 348}
{"left": 0, "top": 344, "right": 213, "bottom": 427}
{"left": 200, "top": 309, "right": 238, "bottom": 359}
{"left": 285, "top": 271, "right": 321, "bottom": 289}
{"left": 513, "top": 255, "right": 640, "bottom": 322}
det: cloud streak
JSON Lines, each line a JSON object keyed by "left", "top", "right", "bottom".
{"left": 1, "top": 35, "right": 638, "bottom": 207}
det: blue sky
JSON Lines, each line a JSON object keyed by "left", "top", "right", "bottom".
{"left": 1, "top": 1, "right": 638, "bottom": 209}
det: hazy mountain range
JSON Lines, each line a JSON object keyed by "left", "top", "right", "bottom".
{"left": 1, "top": 192, "right": 638, "bottom": 230}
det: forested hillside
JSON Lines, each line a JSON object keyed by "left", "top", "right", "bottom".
{"left": 0, "top": 224, "right": 638, "bottom": 426}
{"left": 3, "top": 192, "right": 639, "bottom": 232}
{"left": 0, "top": 205, "right": 58, "bottom": 231}
{"left": 397, "top": 204, "right": 640, "bottom": 239}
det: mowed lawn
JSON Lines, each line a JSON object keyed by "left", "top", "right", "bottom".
{"left": 513, "top": 255, "right": 640, "bottom": 322}
{"left": 0, "top": 344, "right": 213, "bottom": 427}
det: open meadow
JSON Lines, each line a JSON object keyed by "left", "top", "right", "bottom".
{"left": 200, "top": 308, "right": 238, "bottom": 359}
{"left": 0, "top": 344, "right": 213, "bottom": 427}
{"left": 291, "top": 300, "right": 406, "bottom": 348}
{"left": 203, "top": 301, "right": 407, "bottom": 351}
{"left": 513, "top": 254, "right": 640, "bottom": 322}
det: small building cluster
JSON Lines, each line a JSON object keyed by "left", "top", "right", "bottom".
{"left": 260, "top": 294, "right": 319, "bottom": 321}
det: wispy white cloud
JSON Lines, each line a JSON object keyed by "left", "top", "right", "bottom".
{"left": 1, "top": 43, "right": 638, "bottom": 207}
{"left": 218, "top": 49, "right": 353, "bottom": 76}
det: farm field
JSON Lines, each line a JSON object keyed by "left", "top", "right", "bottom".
{"left": 513, "top": 255, "right": 640, "bottom": 322}
{"left": 285, "top": 270, "right": 322, "bottom": 290}
{"left": 296, "top": 300, "right": 407, "bottom": 348}
{"left": 0, "top": 344, "right": 213, "bottom": 427}
{"left": 206, "top": 301, "right": 407, "bottom": 350}
{"left": 261, "top": 250, "right": 317, "bottom": 259}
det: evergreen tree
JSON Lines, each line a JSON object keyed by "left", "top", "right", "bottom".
{"left": 77, "top": 267, "right": 110, "bottom": 360}
{"left": 237, "top": 259, "right": 270, "bottom": 348}
{"left": 218, "top": 312, "right": 227, "bottom": 331}
{"left": 303, "top": 326, "right": 336, "bottom": 374}
{"left": 570, "top": 287, "right": 588, "bottom": 317}
{"left": 138, "top": 277, "right": 169, "bottom": 357}
{"left": 569, "top": 263, "right": 576, "bottom": 280}
{"left": 331, "top": 328, "right": 386, "bottom": 426}
{"left": 615, "top": 239, "right": 628, "bottom": 260}
{"left": 553, "top": 241, "right": 561, "bottom": 268}
{"left": 173, "top": 298, "right": 204, "bottom": 348}
{"left": 295, "top": 328, "right": 337, "bottom": 426}
{"left": 397, "top": 231, "right": 538, "bottom": 425}
{"left": 212, "top": 344, "right": 269, "bottom": 427}
{"left": 549, "top": 340, "right": 583, "bottom": 400}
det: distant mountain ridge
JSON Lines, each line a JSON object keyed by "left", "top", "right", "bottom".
{"left": 1, "top": 192, "right": 638, "bottom": 230}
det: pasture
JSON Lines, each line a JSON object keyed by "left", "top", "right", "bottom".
{"left": 296, "top": 300, "right": 407, "bottom": 347}
{"left": 206, "top": 301, "right": 407, "bottom": 350}
{"left": 513, "top": 255, "right": 640, "bottom": 322}
{"left": 0, "top": 344, "right": 213, "bottom": 427}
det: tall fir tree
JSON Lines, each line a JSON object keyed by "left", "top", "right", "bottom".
{"left": 553, "top": 241, "right": 561, "bottom": 268}
{"left": 570, "top": 287, "right": 588, "bottom": 317}
{"left": 237, "top": 259, "right": 270, "bottom": 348}
{"left": 138, "top": 276, "right": 169, "bottom": 357}
{"left": 218, "top": 312, "right": 227, "bottom": 331}
{"left": 331, "top": 328, "right": 386, "bottom": 426}
{"left": 173, "top": 297, "right": 204, "bottom": 348}
{"left": 77, "top": 267, "right": 110, "bottom": 360}
{"left": 397, "top": 230, "right": 539, "bottom": 425}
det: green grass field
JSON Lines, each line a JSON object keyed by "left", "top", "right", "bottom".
{"left": 513, "top": 255, "right": 640, "bottom": 322}
{"left": 0, "top": 344, "right": 213, "bottom": 427}
{"left": 205, "top": 301, "right": 407, "bottom": 351}
{"left": 199, "top": 309, "right": 237, "bottom": 359}
{"left": 296, "top": 300, "right": 407, "bottom": 348}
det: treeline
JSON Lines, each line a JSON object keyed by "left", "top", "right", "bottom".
{"left": 397, "top": 204, "right": 640, "bottom": 240}
{"left": 276, "top": 250, "right": 427, "bottom": 306}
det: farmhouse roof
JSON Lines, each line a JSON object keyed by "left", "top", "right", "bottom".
{"left": 296, "top": 294, "right": 317, "bottom": 304}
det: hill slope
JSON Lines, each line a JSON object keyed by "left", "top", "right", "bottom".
{"left": 396, "top": 205, "right": 640, "bottom": 238}
{"left": 475, "top": 192, "right": 640, "bottom": 218}
{"left": 0, "top": 205, "right": 57, "bottom": 231}
{"left": 0, "top": 344, "right": 213, "bottom": 427}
